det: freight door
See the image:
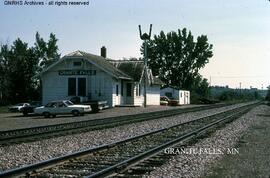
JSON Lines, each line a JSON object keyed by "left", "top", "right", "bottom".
{"left": 125, "top": 83, "right": 133, "bottom": 104}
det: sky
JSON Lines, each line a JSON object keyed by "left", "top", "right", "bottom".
{"left": 0, "top": 0, "right": 270, "bottom": 89}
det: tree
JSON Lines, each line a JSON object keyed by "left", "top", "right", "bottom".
{"left": 0, "top": 39, "right": 39, "bottom": 103}
{"left": 145, "top": 28, "right": 213, "bottom": 90}
{"left": 0, "top": 32, "right": 60, "bottom": 104}
{"left": 0, "top": 44, "right": 11, "bottom": 104}
{"left": 193, "top": 75, "right": 210, "bottom": 98}
{"left": 266, "top": 86, "right": 270, "bottom": 101}
{"left": 35, "top": 32, "right": 60, "bottom": 69}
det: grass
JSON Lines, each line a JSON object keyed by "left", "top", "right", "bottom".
{"left": 223, "top": 99, "right": 258, "bottom": 104}
{"left": 0, "top": 105, "right": 10, "bottom": 113}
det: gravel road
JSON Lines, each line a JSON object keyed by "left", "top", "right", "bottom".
{"left": 0, "top": 102, "right": 256, "bottom": 172}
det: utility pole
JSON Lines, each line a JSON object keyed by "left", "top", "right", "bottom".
{"left": 139, "top": 24, "right": 152, "bottom": 108}
{"left": 239, "top": 82, "right": 242, "bottom": 94}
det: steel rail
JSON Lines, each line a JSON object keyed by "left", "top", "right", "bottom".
{"left": 88, "top": 107, "right": 250, "bottom": 178}
{"left": 0, "top": 103, "right": 228, "bottom": 145}
{"left": 0, "top": 102, "right": 260, "bottom": 177}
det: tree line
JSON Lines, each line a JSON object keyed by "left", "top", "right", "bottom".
{"left": 0, "top": 33, "right": 60, "bottom": 105}
{"left": 144, "top": 28, "right": 265, "bottom": 102}
{"left": 215, "top": 89, "right": 262, "bottom": 101}
{"left": 144, "top": 28, "right": 213, "bottom": 102}
{"left": 1, "top": 28, "right": 263, "bottom": 105}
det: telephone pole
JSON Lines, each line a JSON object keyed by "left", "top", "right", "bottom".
{"left": 239, "top": 82, "right": 242, "bottom": 94}
{"left": 139, "top": 24, "right": 152, "bottom": 108}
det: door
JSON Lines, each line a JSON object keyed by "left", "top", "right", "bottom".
{"left": 78, "top": 78, "right": 86, "bottom": 97}
{"left": 125, "top": 83, "right": 133, "bottom": 104}
{"left": 57, "top": 101, "right": 70, "bottom": 114}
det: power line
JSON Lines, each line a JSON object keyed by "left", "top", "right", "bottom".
{"left": 209, "top": 75, "right": 269, "bottom": 79}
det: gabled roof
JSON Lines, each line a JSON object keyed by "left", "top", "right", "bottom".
{"left": 109, "top": 60, "right": 164, "bottom": 86}
{"left": 40, "top": 50, "right": 132, "bottom": 80}
{"left": 40, "top": 50, "right": 163, "bottom": 86}
{"left": 109, "top": 60, "right": 144, "bottom": 82}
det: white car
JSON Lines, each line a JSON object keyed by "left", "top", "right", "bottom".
{"left": 34, "top": 100, "right": 91, "bottom": 118}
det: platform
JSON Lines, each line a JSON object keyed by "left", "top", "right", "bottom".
{"left": 0, "top": 104, "right": 203, "bottom": 131}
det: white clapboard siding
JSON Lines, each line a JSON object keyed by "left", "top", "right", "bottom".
{"left": 146, "top": 86, "right": 160, "bottom": 105}
{"left": 42, "top": 58, "right": 114, "bottom": 106}
{"left": 42, "top": 55, "right": 162, "bottom": 107}
{"left": 42, "top": 72, "right": 68, "bottom": 105}
{"left": 132, "top": 85, "right": 160, "bottom": 106}
{"left": 112, "top": 81, "right": 121, "bottom": 106}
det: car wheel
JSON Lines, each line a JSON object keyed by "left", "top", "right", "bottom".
{"left": 72, "top": 110, "right": 80, "bottom": 116}
{"left": 23, "top": 111, "right": 28, "bottom": 116}
{"left": 52, "top": 114, "right": 56, "bottom": 118}
{"left": 43, "top": 112, "right": 51, "bottom": 118}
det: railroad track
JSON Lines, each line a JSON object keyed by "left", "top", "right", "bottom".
{"left": 0, "top": 102, "right": 260, "bottom": 178}
{"left": 0, "top": 104, "right": 228, "bottom": 145}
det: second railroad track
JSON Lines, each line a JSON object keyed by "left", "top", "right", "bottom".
{"left": 0, "top": 101, "right": 260, "bottom": 177}
{"left": 0, "top": 103, "right": 228, "bottom": 145}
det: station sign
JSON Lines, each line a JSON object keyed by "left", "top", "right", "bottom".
{"left": 58, "top": 70, "right": 96, "bottom": 76}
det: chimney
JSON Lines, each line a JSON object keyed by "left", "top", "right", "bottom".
{"left": 101, "top": 46, "right": 106, "bottom": 58}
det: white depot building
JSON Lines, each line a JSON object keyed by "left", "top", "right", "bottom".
{"left": 40, "top": 48, "right": 163, "bottom": 107}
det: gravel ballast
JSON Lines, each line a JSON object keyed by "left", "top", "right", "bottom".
{"left": 144, "top": 104, "right": 267, "bottom": 178}
{"left": 0, "top": 102, "right": 257, "bottom": 172}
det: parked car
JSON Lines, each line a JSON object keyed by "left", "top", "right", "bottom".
{"left": 160, "top": 96, "right": 169, "bottom": 105}
{"left": 160, "top": 96, "right": 179, "bottom": 106}
{"left": 70, "top": 96, "right": 109, "bottom": 113}
{"left": 34, "top": 100, "right": 91, "bottom": 118}
{"left": 20, "top": 101, "right": 42, "bottom": 116}
{"left": 9, "top": 103, "right": 30, "bottom": 112}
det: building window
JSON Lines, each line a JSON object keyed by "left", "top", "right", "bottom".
{"left": 68, "top": 78, "right": 76, "bottom": 96}
{"left": 126, "top": 83, "right": 132, "bottom": 97}
{"left": 121, "top": 80, "right": 123, "bottom": 96}
{"left": 116, "top": 84, "right": 119, "bottom": 96}
{"left": 73, "top": 61, "right": 82, "bottom": 67}
{"left": 78, "top": 78, "right": 86, "bottom": 96}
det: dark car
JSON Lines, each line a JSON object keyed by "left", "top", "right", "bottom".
{"left": 9, "top": 103, "right": 30, "bottom": 112}
{"left": 20, "top": 101, "right": 42, "bottom": 116}
{"left": 160, "top": 96, "right": 179, "bottom": 106}
{"left": 70, "top": 96, "right": 109, "bottom": 113}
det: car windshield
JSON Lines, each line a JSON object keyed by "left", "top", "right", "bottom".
{"left": 16, "top": 103, "right": 24, "bottom": 106}
{"left": 45, "top": 102, "right": 56, "bottom": 107}
{"left": 64, "top": 101, "right": 74, "bottom": 106}
{"left": 161, "top": 96, "right": 169, "bottom": 101}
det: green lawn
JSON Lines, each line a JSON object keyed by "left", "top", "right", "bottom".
{"left": 0, "top": 106, "right": 10, "bottom": 113}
